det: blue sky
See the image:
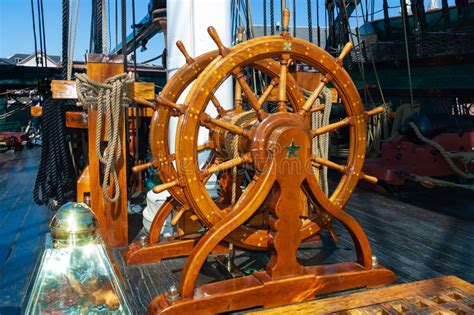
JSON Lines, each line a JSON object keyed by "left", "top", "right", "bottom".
{"left": 0, "top": 0, "right": 456, "bottom": 63}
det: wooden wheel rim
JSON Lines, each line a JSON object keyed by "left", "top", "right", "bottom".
{"left": 176, "top": 35, "right": 366, "bottom": 250}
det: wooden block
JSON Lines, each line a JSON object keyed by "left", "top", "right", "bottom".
{"left": 66, "top": 111, "right": 88, "bottom": 129}
{"left": 248, "top": 276, "right": 474, "bottom": 314}
{"left": 128, "top": 107, "right": 154, "bottom": 117}
{"left": 129, "top": 81, "right": 155, "bottom": 100}
{"left": 51, "top": 80, "right": 78, "bottom": 99}
{"left": 52, "top": 79, "right": 154, "bottom": 101}
{"left": 30, "top": 106, "right": 42, "bottom": 117}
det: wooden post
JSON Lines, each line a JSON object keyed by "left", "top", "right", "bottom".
{"left": 85, "top": 53, "right": 128, "bottom": 247}
{"left": 50, "top": 57, "right": 155, "bottom": 248}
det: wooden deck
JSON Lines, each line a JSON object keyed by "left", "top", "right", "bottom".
{"left": 0, "top": 147, "right": 473, "bottom": 314}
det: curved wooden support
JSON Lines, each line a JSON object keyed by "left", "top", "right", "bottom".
{"left": 179, "top": 163, "right": 276, "bottom": 298}
{"left": 149, "top": 199, "right": 176, "bottom": 243}
{"left": 304, "top": 173, "right": 372, "bottom": 267}
{"left": 125, "top": 199, "right": 175, "bottom": 265}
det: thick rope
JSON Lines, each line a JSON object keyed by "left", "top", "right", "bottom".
{"left": 223, "top": 111, "right": 257, "bottom": 205}
{"left": 76, "top": 72, "right": 134, "bottom": 202}
{"left": 366, "top": 102, "right": 391, "bottom": 157}
{"left": 307, "top": 87, "right": 332, "bottom": 196}
{"left": 33, "top": 99, "right": 76, "bottom": 210}
{"left": 307, "top": 0, "right": 313, "bottom": 42}
{"left": 408, "top": 122, "right": 474, "bottom": 179}
{"left": 410, "top": 174, "right": 474, "bottom": 191}
{"left": 61, "top": 0, "right": 69, "bottom": 80}
{"left": 102, "top": 0, "right": 107, "bottom": 53}
{"left": 270, "top": 0, "right": 275, "bottom": 35}
{"left": 67, "top": 0, "right": 80, "bottom": 80}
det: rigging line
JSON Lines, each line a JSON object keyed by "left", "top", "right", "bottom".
{"left": 115, "top": 0, "right": 118, "bottom": 52}
{"left": 142, "top": 54, "right": 163, "bottom": 65}
{"left": 36, "top": 0, "right": 44, "bottom": 67}
{"left": 270, "top": 0, "right": 275, "bottom": 35}
{"left": 245, "top": 0, "right": 250, "bottom": 39}
{"left": 89, "top": 0, "right": 95, "bottom": 53}
{"left": 67, "top": 0, "right": 74, "bottom": 76}
{"left": 263, "top": 0, "right": 267, "bottom": 35}
{"left": 132, "top": 0, "right": 139, "bottom": 163}
{"left": 30, "top": 0, "right": 39, "bottom": 80}
{"left": 36, "top": 0, "right": 45, "bottom": 67}
{"left": 102, "top": 0, "right": 107, "bottom": 53}
{"left": 324, "top": 0, "right": 328, "bottom": 47}
{"left": 121, "top": 0, "right": 126, "bottom": 68}
{"left": 62, "top": 0, "right": 69, "bottom": 80}
{"left": 96, "top": 0, "right": 103, "bottom": 53}
{"left": 307, "top": 0, "right": 313, "bottom": 42}
{"left": 351, "top": 0, "right": 370, "bottom": 106}
{"left": 316, "top": 0, "right": 320, "bottom": 46}
{"left": 400, "top": 0, "right": 415, "bottom": 108}
{"left": 68, "top": 0, "right": 81, "bottom": 81}
{"left": 361, "top": 0, "right": 386, "bottom": 105}
{"left": 293, "top": 0, "right": 296, "bottom": 37}
{"left": 108, "top": 0, "right": 112, "bottom": 52}
{"left": 132, "top": 0, "right": 138, "bottom": 78}
{"left": 40, "top": 0, "right": 48, "bottom": 67}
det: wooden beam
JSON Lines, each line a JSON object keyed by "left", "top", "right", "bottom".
{"left": 85, "top": 53, "right": 128, "bottom": 248}
{"left": 51, "top": 79, "right": 155, "bottom": 101}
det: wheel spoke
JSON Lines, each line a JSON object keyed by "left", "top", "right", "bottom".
{"left": 258, "top": 78, "right": 279, "bottom": 107}
{"left": 277, "top": 57, "right": 289, "bottom": 112}
{"left": 311, "top": 117, "right": 351, "bottom": 137}
{"left": 312, "top": 156, "right": 378, "bottom": 184}
{"left": 234, "top": 78, "right": 243, "bottom": 112}
{"left": 233, "top": 69, "right": 267, "bottom": 120}
{"left": 152, "top": 178, "right": 181, "bottom": 194}
{"left": 200, "top": 113, "right": 251, "bottom": 138}
{"left": 209, "top": 94, "right": 227, "bottom": 116}
{"left": 201, "top": 153, "right": 252, "bottom": 176}
{"left": 156, "top": 96, "right": 187, "bottom": 114}
{"left": 298, "top": 74, "right": 331, "bottom": 116}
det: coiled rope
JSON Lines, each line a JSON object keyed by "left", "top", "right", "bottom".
{"left": 76, "top": 72, "right": 134, "bottom": 202}
{"left": 224, "top": 111, "right": 257, "bottom": 205}
{"left": 33, "top": 99, "right": 76, "bottom": 210}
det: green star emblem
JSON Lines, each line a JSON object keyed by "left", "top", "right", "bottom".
{"left": 283, "top": 41, "right": 292, "bottom": 52}
{"left": 284, "top": 139, "right": 301, "bottom": 158}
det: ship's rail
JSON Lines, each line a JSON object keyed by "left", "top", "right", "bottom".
{"left": 352, "top": 29, "right": 474, "bottom": 64}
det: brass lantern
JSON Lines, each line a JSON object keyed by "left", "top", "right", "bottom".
{"left": 25, "top": 202, "right": 131, "bottom": 314}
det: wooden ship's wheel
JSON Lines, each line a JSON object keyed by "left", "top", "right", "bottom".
{"left": 140, "top": 9, "right": 395, "bottom": 314}
{"left": 127, "top": 27, "right": 343, "bottom": 263}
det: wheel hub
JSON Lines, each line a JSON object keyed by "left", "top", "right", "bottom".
{"left": 250, "top": 112, "right": 311, "bottom": 173}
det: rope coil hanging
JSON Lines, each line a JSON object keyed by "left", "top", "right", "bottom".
{"left": 76, "top": 72, "right": 134, "bottom": 202}
{"left": 305, "top": 87, "right": 332, "bottom": 196}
